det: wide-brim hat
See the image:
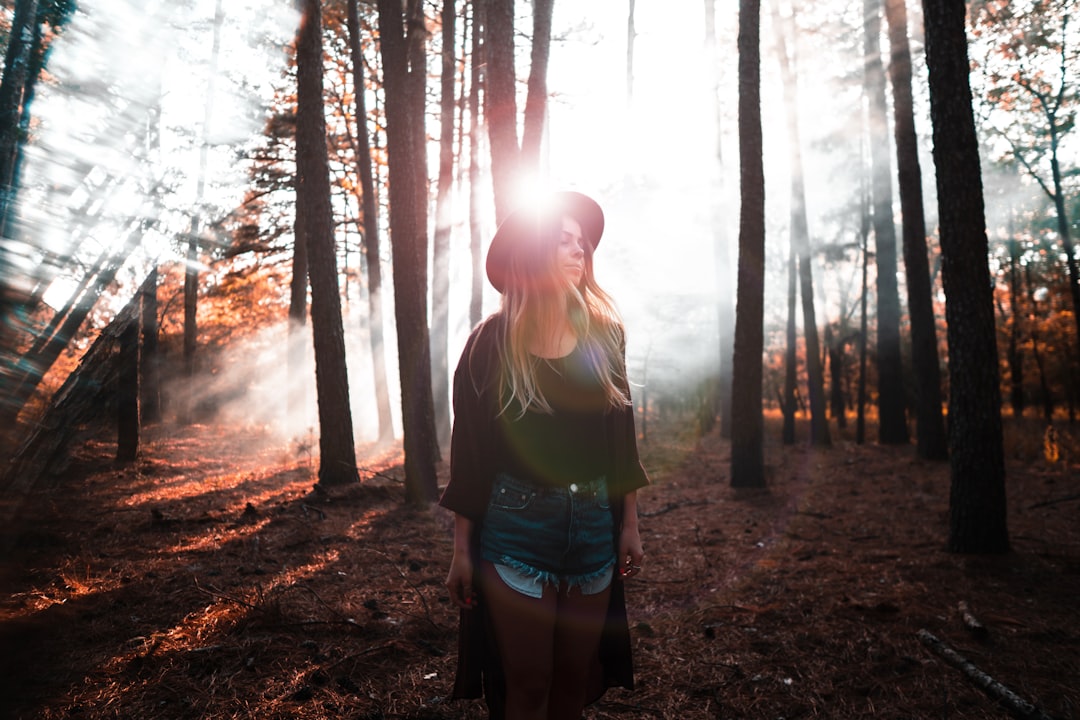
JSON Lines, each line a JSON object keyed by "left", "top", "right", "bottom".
{"left": 486, "top": 191, "right": 605, "bottom": 293}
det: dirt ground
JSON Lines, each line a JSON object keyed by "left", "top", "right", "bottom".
{"left": 1, "top": 413, "right": 1078, "bottom": 719}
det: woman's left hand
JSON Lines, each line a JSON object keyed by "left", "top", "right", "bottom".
{"left": 618, "top": 524, "right": 644, "bottom": 578}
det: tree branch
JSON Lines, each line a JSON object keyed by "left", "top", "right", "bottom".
{"left": 917, "top": 629, "right": 1055, "bottom": 720}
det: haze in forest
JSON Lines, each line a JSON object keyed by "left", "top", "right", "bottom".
{"left": 5, "top": 0, "right": 1077, "bottom": 446}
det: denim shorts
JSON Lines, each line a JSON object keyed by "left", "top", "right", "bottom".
{"left": 480, "top": 473, "right": 616, "bottom": 598}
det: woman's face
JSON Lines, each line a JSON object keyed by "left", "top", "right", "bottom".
{"left": 556, "top": 215, "right": 586, "bottom": 288}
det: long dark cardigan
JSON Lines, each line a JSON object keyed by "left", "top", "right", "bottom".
{"left": 438, "top": 315, "right": 649, "bottom": 718}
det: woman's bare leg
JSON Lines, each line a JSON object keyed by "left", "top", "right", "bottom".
{"left": 479, "top": 561, "right": 558, "bottom": 720}
{"left": 547, "top": 583, "right": 611, "bottom": 720}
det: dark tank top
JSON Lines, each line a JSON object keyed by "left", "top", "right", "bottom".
{"left": 496, "top": 343, "right": 610, "bottom": 488}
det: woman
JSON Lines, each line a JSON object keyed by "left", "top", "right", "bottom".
{"left": 440, "top": 191, "right": 648, "bottom": 720}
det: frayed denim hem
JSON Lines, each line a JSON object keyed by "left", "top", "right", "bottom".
{"left": 493, "top": 555, "right": 616, "bottom": 597}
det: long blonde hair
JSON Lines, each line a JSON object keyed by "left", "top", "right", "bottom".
{"left": 486, "top": 213, "right": 630, "bottom": 418}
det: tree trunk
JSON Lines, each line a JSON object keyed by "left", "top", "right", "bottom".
{"left": 140, "top": 265, "right": 161, "bottom": 424}
{"left": 1048, "top": 138, "right": 1080, "bottom": 378}
{"left": 0, "top": 220, "right": 146, "bottom": 428}
{"left": 885, "top": 0, "right": 947, "bottom": 459}
{"left": 468, "top": 0, "right": 485, "bottom": 328}
{"left": 731, "top": 0, "right": 766, "bottom": 488}
{"left": 2, "top": 273, "right": 155, "bottom": 499}
{"left": 181, "top": 0, "right": 225, "bottom": 416}
{"left": 705, "top": 0, "right": 735, "bottom": 440}
{"left": 431, "top": 0, "right": 456, "bottom": 450}
{"left": 406, "top": 0, "right": 440, "bottom": 463}
{"left": 289, "top": 14, "right": 311, "bottom": 428}
{"left": 0, "top": 0, "right": 40, "bottom": 206}
{"left": 378, "top": 0, "right": 440, "bottom": 504}
{"left": 1005, "top": 233, "right": 1025, "bottom": 418}
{"left": 921, "top": 0, "right": 1009, "bottom": 554}
{"left": 288, "top": 151, "right": 310, "bottom": 425}
{"left": 826, "top": 325, "right": 849, "bottom": 428}
{"left": 520, "top": 0, "right": 553, "bottom": 175}
{"left": 116, "top": 312, "right": 140, "bottom": 462}
{"left": 0, "top": 0, "right": 41, "bottom": 238}
{"left": 782, "top": 240, "right": 797, "bottom": 444}
{"left": 1023, "top": 256, "right": 1054, "bottom": 423}
{"left": 346, "top": 0, "right": 394, "bottom": 444}
{"left": 771, "top": 0, "right": 829, "bottom": 446}
{"left": 863, "top": 0, "right": 909, "bottom": 444}
{"left": 182, "top": 224, "right": 200, "bottom": 383}
{"left": 296, "top": 0, "right": 359, "bottom": 487}
{"left": 856, "top": 170, "right": 871, "bottom": 445}
{"left": 289, "top": 162, "right": 309, "bottom": 326}
{"left": 484, "top": 0, "right": 518, "bottom": 224}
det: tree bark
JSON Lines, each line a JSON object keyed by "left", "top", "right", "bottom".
{"left": 856, "top": 169, "right": 871, "bottom": 445}
{"left": 782, "top": 239, "right": 798, "bottom": 444}
{"left": 116, "top": 311, "right": 140, "bottom": 462}
{"left": 826, "top": 325, "right": 849, "bottom": 428}
{"left": 468, "top": 0, "right": 485, "bottom": 328}
{"left": 921, "top": 0, "right": 1008, "bottom": 554}
{"left": 181, "top": 0, "right": 225, "bottom": 418}
{"left": 288, "top": 125, "right": 311, "bottom": 425}
{"left": 863, "top": 0, "right": 909, "bottom": 444}
{"left": 0, "top": 0, "right": 40, "bottom": 202}
{"left": 1023, "top": 255, "right": 1054, "bottom": 423}
{"left": 885, "top": 0, "right": 947, "bottom": 459}
{"left": 520, "top": 0, "right": 553, "bottom": 175}
{"left": 140, "top": 265, "right": 161, "bottom": 424}
{"left": 731, "top": 0, "right": 766, "bottom": 488}
{"left": 431, "top": 0, "right": 456, "bottom": 450}
{"left": 289, "top": 163, "right": 309, "bottom": 326}
{"left": 296, "top": 0, "right": 359, "bottom": 487}
{"left": 346, "top": 0, "right": 394, "bottom": 443}
{"left": 0, "top": 0, "right": 40, "bottom": 238}
{"left": 289, "top": 10, "right": 311, "bottom": 428}
{"left": 1005, "top": 232, "right": 1024, "bottom": 418}
{"left": 484, "top": 0, "right": 518, "bottom": 224}
{"left": 378, "top": 0, "right": 440, "bottom": 504}
{"left": 771, "top": 0, "right": 829, "bottom": 446}
{"left": 705, "top": 0, "right": 735, "bottom": 439}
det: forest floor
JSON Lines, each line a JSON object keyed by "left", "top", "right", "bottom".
{"left": 1, "top": 412, "right": 1078, "bottom": 720}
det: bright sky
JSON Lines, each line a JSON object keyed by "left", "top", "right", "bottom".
{"left": 544, "top": 0, "right": 729, "bottom": 300}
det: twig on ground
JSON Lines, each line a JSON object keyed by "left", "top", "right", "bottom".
{"left": 194, "top": 578, "right": 260, "bottom": 611}
{"left": 795, "top": 509, "right": 833, "bottom": 520}
{"left": 372, "top": 547, "right": 439, "bottom": 629}
{"left": 691, "top": 524, "right": 712, "bottom": 578}
{"left": 359, "top": 465, "right": 400, "bottom": 483}
{"left": 325, "top": 642, "right": 399, "bottom": 671}
{"left": 641, "top": 499, "right": 711, "bottom": 518}
{"left": 916, "top": 629, "right": 1055, "bottom": 720}
{"left": 1028, "top": 493, "right": 1080, "bottom": 510}
{"left": 275, "top": 583, "right": 352, "bottom": 623}
{"left": 958, "top": 601, "right": 989, "bottom": 641}
{"left": 186, "top": 644, "right": 226, "bottom": 655}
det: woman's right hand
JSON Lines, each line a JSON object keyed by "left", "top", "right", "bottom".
{"left": 446, "top": 550, "right": 477, "bottom": 610}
